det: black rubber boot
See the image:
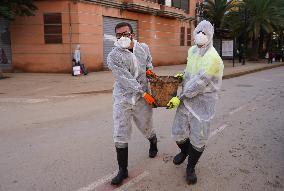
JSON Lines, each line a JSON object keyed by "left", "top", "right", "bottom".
{"left": 148, "top": 135, "right": 158, "bottom": 158}
{"left": 111, "top": 147, "right": 128, "bottom": 185}
{"left": 173, "top": 138, "right": 190, "bottom": 165}
{"left": 186, "top": 143, "right": 203, "bottom": 185}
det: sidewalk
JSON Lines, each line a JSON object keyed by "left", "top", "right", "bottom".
{"left": 0, "top": 60, "right": 283, "bottom": 99}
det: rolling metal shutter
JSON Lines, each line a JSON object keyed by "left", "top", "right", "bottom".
{"left": 0, "top": 17, "right": 12, "bottom": 69}
{"left": 103, "top": 17, "right": 138, "bottom": 68}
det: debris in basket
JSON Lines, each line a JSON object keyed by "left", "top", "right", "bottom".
{"left": 148, "top": 76, "right": 181, "bottom": 107}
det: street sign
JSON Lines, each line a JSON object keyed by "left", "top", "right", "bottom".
{"left": 222, "top": 40, "right": 234, "bottom": 57}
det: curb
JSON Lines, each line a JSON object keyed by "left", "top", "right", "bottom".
{"left": 223, "top": 63, "right": 284, "bottom": 79}
{"left": 71, "top": 64, "right": 284, "bottom": 94}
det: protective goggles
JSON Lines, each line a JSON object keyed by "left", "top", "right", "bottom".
{"left": 197, "top": 31, "right": 206, "bottom": 35}
{"left": 116, "top": 32, "right": 132, "bottom": 39}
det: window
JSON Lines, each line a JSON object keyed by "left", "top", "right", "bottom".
{"left": 181, "top": 0, "right": 189, "bottom": 14}
{"left": 148, "top": 0, "right": 165, "bottom": 4}
{"left": 44, "top": 13, "right": 62, "bottom": 44}
{"left": 172, "top": 0, "right": 181, "bottom": 9}
{"left": 180, "top": 27, "right": 185, "bottom": 46}
{"left": 187, "top": 28, "right": 191, "bottom": 46}
{"left": 172, "top": 0, "right": 189, "bottom": 13}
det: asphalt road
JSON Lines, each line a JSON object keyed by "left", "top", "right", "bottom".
{"left": 0, "top": 67, "right": 283, "bottom": 191}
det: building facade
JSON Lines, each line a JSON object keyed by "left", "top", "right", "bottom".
{"left": 1, "top": 0, "right": 197, "bottom": 73}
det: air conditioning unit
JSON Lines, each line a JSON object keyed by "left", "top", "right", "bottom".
{"left": 165, "top": 0, "right": 171, "bottom": 6}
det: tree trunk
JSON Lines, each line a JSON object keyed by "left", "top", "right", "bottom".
{"left": 0, "top": 68, "right": 4, "bottom": 79}
{"left": 249, "top": 37, "right": 259, "bottom": 61}
{"left": 258, "top": 30, "right": 264, "bottom": 57}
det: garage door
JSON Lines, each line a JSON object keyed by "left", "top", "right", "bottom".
{"left": 103, "top": 17, "right": 138, "bottom": 68}
{"left": 0, "top": 17, "right": 12, "bottom": 69}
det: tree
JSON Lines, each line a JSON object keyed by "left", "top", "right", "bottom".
{"left": 203, "top": 0, "right": 235, "bottom": 30}
{"left": 0, "top": 0, "right": 37, "bottom": 20}
{"left": 226, "top": 0, "right": 284, "bottom": 59}
{"left": 0, "top": 68, "right": 4, "bottom": 79}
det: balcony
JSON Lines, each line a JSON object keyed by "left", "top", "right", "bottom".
{"left": 121, "top": 0, "right": 160, "bottom": 14}
{"left": 87, "top": 0, "right": 194, "bottom": 20}
{"left": 122, "top": 0, "right": 192, "bottom": 20}
{"left": 87, "top": 0, "right": 122, "bottom": 8}
{"left": 158, "top": 3, "right": 190, "bottom": 19}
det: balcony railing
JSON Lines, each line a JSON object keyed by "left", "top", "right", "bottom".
{"left": 146, "top": 0, "right": 165, "bottom": 4}
{"left": 87, "top": 0, "right": 193, "bottom": 20}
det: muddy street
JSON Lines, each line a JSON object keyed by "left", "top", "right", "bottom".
{"left": 0, "top": 67, "right": 283, "bottom": 191}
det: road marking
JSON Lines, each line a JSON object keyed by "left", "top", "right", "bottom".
{"left": 212, "top": 93, "right": 277, "bottom": 139}
{"left": 229, "top": 105, "right": 247, "bottom": 115}
{"left": 49, "top": 95, "right": 78, "bottom": 98}
{"left": 77, "top": 170, "right": 118, "bottom": 191}
{"left": 0, "top": 98, "right": 49, "bottom": 103}
{"left": 114, "top": 171, "right": 150, "bottom": 191}
{"left": 255, "top": 78, "right": 273, "bottom": 82}
{"left": 228, "top": 93, "right": 276, "bottom": 115}
{"left": 25, "top": 98, "right": 49, "bottom": 103}
{"left": 210, "top": 124, "right": 228, "bottom": 139}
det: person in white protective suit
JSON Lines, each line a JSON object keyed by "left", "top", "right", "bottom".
{"left": 167, "top": 20, "right": 224, "bottom": 185}
{"left": 73, "top": 44, "right": 80, "bottom": 64}
{"left": 107, "top": 22, "right": 158, "bottom": 185}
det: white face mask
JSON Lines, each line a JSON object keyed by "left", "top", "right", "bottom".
{"left": 195, "top": 33, "right": 208, "bottom": 46}
{"left": 117, "top": 37, "right": 131, "bottom": 49}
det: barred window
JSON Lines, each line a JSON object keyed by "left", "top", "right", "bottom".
{"left": 187, "top": 28, "right": 191, "bottom": 46}
{"left": 44, "top": 13, "right": 62, "bottom": 44}
{"left": 180, "top": 27, "right": 185, "bottom": 46}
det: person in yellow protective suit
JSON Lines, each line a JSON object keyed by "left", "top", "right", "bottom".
{"left": 167, "top": 20, "right": 224, "bottom": 185}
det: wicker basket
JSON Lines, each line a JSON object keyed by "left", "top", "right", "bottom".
{"left": 148, "top": 76, "right": 181, "bottom": 107}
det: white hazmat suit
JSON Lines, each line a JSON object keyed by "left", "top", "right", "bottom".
{"left": 108, "top": 24, "right": 158, "bottom": 186}
{"left": 107, "top": 40, "right": 156, "bottom": 144}
{"left": 172, "top": 20, "right": 224, "bottom": 150}
{"left": 169, "top": 20, "right": 224, "bottom": 185}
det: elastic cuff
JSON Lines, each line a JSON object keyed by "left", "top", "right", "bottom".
{"left": 192, "top": 144, "right": 205, "bottom": 152}
{"left": 172, "top": 134, "right": 189, "bottom": 142}
{"left": 176, "top": 137, "right": 189, "bottom": 144}
{"left": 115, "top": 142, "right": 128, "bottom": 148}
{"left": 147, "top": 133, "right": 156, "bottom": 140}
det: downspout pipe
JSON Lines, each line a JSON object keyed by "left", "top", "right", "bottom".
{"left": 68, "top": 1, "right": 73, "bottom": 69}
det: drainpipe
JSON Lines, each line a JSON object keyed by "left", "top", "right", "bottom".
{"left": 68, "top": 2, "right": 73, "bottom": 68}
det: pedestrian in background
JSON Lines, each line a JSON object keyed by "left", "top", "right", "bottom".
{"left": 268, "top": 51, "right": 273, "bottom": 64}
{"left": 281, "top": 48, "right": 284, "bottom": 62}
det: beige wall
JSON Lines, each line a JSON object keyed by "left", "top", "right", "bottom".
{"left": 11, "top": 0, "right": 79, "bottom": 72}
{"left": 11, "top": 0, "right": 196, "bottom": 73}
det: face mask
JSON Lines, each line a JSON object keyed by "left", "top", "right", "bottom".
{"left": 117, "top": 37, "right": 131, "bottom": 49}
{"left": 195, "top": 33, "right": 208, "bottom": 46}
